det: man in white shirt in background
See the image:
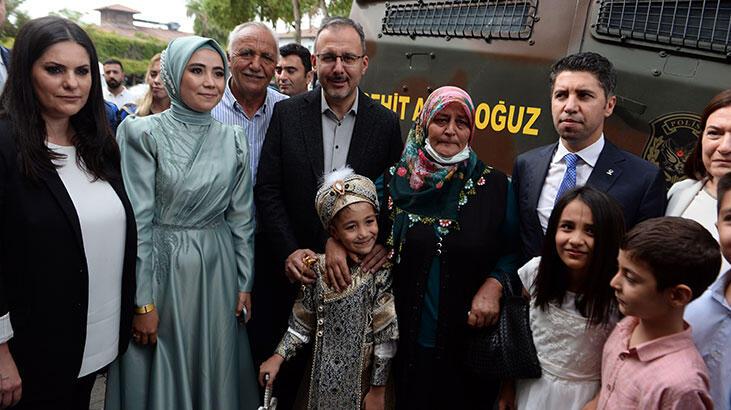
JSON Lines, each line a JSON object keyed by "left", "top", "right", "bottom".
{"left": 102, "top": 58, "right": 137, "bottom": 108}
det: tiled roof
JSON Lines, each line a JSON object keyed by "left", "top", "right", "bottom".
{"left": 95, "top": 4, "right": 141, "bottom": 14}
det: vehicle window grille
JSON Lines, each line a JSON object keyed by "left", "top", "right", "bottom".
{"left": 381, "top": 0, "right": 538, "bottom": 40}
{"left": 594, "top": 0, "right": 731, "bottom": 57}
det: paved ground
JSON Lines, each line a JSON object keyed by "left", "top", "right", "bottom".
{"left": 90, "top": 374, "right": 106, "bottom": 410}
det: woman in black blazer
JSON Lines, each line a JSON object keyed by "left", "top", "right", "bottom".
{"left": 0, "top": 17, "right": 136, "bottom": 410}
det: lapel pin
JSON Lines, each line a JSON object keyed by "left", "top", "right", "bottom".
{"left": 606, "top": 169, "right": 614, "bottom": 176}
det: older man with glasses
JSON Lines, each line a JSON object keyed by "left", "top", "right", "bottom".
{"left": 254, "top": 16, "right": 403, "bottom": 408}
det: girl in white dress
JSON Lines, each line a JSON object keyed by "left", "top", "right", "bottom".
{"left": 498, "top": 186, "right": 625, "bottom": 410}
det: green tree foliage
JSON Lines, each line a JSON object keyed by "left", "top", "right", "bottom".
{"left": 0, "top": 4, "right": 166, "bottom": 80}
{"left": 186, "top": 0, "right": 229, "bottom": 46}
{"left": 187, "top": 0, "right": 353, "bottom": 47}
{"left": 0, "top": 0, "right": 31, "bottom": 40}
{"left": 86, "top": 26, "right": 167, "bottom": 62}
{"left": 86, "top": 26, "right": 166, "bottom": 78}
{"left": 49, "top": 8, "right": 84, "bottom": 23}
{"left": 327, "top": 0, "right": 352, "bottom": 17}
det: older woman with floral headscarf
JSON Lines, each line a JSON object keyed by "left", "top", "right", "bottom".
{"left": 104, "top": 36, "right": 258, "bottom": 410}
{"left": 380, "top": 86, "right": 520, "bottom": 408}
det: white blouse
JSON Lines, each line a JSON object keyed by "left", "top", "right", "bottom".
{"left": 50, "top": 143, "right": 127, "bottom": 376}
{"left": 681, "top": 187, "right": 730, "bottom": 274}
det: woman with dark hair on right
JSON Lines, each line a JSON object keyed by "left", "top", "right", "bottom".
{"left": 666, "top": 88, "right": 731, "bottom": 275}
{"left": 0, "top": 16, "right": 137, "bottom": 409}
{"left": 134, "top": 53, "right": 170, "bottom": 117}
{"left": 498, "top": 186, "right": 625, "bottom": 410}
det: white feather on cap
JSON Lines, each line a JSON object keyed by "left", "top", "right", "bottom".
{"left": 315, "top": 166, "right": 379, "bottom": 229}
{"left": 322, "top": 166, "right": 355, "bottom": 188}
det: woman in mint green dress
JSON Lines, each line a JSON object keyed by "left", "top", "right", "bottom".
{"left": 104, "top": 36, "right": 259, "bottom": 410}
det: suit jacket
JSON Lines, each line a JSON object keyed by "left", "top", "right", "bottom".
{"left": 0, "top": 120, "right": 137, "bottom": 400}
{"left": 255, "top": 87, "right": 403, "bottom": 263}
{"left": 512, "top": 140, "right": 667, "bottom": 259}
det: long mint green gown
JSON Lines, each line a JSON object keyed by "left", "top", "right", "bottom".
{"left": 104, "top": 109, "right": 259, "bottom": 410}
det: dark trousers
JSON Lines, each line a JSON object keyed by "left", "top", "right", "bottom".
{"left": 397, "top": 344, "right": 499, "bottom": 409}
{"left": 248, "top": 233, "right": 307, "bottom": 409}
{"left": 14, "top": 371, "right": 98, "bottom": 410}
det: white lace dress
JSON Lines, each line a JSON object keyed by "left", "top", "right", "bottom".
{"left": 515, "top": 257, "right": 617, "bottom": 410}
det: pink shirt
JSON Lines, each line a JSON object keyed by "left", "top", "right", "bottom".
{"left": 597, "top": 316, "right": 713, "bottom": 410}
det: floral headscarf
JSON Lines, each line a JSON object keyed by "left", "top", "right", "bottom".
{"left": 387, "top": 86, "right": 488, "bottom": 260}
{"left": 397, "top": 86, "right": 477, "bottom": 192}
{"left": 419, "top": 86, "right": 476, "bottom": 143}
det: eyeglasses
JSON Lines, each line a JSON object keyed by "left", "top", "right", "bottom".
{"left": 315, "top": 53, "right": 365, "bottom": 66}
{"left": 230, "top": 48, "right": 276, "bottom": 66}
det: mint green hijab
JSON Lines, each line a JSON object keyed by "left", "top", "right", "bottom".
{"left": 160, "top": 36, "right": 229, "bottom": 125}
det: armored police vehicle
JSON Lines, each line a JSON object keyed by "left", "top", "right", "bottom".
{"left": 352, "top": 0, "right": 731, "bottom": 185}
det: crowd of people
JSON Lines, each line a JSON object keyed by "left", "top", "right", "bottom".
{"left": 0, "top": 10, "right": 728, "bottom": 410}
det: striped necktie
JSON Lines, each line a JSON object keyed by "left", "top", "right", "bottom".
{"left": 555, "top": 153, "right": 578, "bottom": 204}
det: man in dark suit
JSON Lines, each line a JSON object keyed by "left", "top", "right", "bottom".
{"left": 253, "top": 16, "right": 403, "bottom": 406}
{"left": 512, "top": 52, "right": 666, "bottom": 259}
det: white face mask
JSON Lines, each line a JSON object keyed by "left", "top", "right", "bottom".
{"left": 424, "top": 139, "right": 471, "bottom": 165}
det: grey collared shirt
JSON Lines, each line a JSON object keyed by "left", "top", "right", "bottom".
{"left": 212, "top": 81, "right": 288, "bottom": 183}
{"left": 321, "top": 89, "right": 359, "bottom": 174}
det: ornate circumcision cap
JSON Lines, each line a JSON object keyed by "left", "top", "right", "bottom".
{"left": 315, "top": 167, "right": 379, "bottom": 229}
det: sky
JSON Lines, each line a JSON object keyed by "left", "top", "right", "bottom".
{"left": 20, "top": 0, "right": 196, "bottom": 32}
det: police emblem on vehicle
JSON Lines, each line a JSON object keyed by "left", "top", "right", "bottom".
{"left": 642, "top": 112, "right": 701, "bottom": 190}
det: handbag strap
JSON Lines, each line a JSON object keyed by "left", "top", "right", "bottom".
{"left": 501, "top": 274, "right": 524, "bottom": 298}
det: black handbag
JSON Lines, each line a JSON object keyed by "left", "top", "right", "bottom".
{"left": 462, "top": 276, "right": 542, "bottom": 379}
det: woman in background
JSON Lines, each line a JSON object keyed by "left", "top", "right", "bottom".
{"left": 666, "top": 89, "right": 731, "bottom": 275}
{"left": 134, "top": 53, "right": 170, "bottom": 117}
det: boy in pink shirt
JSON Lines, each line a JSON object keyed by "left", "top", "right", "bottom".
{"left": 585, "top": 217, "right": 720, "bottom": 410}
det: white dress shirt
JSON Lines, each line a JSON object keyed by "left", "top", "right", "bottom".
{"left": 681, "top": 187, "right": 731, "bottom": 275}
{"left": 537, "top": 136, "right": 605, "bottom": 232}
{"left": 103, "top": 86, "right": 137, "bottom": 108}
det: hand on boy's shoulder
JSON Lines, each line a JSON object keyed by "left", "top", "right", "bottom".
{"left": 359, "top": 244, "right": 391, "bottom": 274}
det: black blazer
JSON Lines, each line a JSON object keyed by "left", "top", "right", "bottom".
{"left": 255, "top": 87, "right": 403, "bottom": 263}
{"left": 382, "top": 167, "right": 515, "bottom": 364}
{"left": 0, "top": 120, "right": 136, "bottom": 400}
{"left": 512, "top": 140, "right": 667, "bottom": 259}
